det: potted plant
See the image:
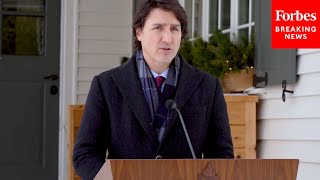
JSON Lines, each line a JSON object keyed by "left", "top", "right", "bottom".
{"left": 179, "top": 30, "right": 254, "bottom": 93}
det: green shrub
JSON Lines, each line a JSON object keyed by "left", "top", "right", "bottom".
{"left": 179, "top": 30, "right": 254, "bottom": 78}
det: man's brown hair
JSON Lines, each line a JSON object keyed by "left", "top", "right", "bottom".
{"left": 132, "top": 0, "right": 188, "bottom": 50}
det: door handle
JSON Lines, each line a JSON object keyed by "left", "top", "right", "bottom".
{"left": 44, "top": 74, "right": 59, "bottom": 81}
{"left": 44, "top": 74, "right": 59, "bottom": 95}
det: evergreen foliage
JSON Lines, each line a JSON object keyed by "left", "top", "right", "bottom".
{"left": 179, "top": 30, "right": 254, "bottom": 78}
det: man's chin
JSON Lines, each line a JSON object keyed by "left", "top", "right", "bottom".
{"left": 158, "top": 57, "right": 175, "bottom": 64}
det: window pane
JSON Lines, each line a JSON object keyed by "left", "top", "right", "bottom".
{"left": 251, "top": 26, "right": 254, "bottom": 37}
{"left": 3, "top": 0, "right": 45, "bottom": 12}
{"left": 238, "top": 28, "right": 248, "bottom": 45}
{"left": 185, "top": 0, "right": 193, "bottom": 38}
{"left": 209, "top": 0, "right": 218, "bottom": 33}
{"left": 225, "top": 32, "right": 230, "bottom": 40}
{"left": 193, "top": 0, "right": 202, "bottom": 37}
{"left": 221, "top": 0, "right": 230, "bottom": 30}
{"left": 2, "top": 16, "right": 45, "bottom": 56}
{"left": 239, "top": 0, "right": 249, "bottom": 25}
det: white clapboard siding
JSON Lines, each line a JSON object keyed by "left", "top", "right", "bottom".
{"left": 78, "top": 82, "right": 92, "bottom": 95}
{"left": 77, "top": 0, "right": 132, "bottom": 103}
{"left": 79, "top": 40, "right": 130, "bottom": 54}
{"left": 297, "top": 48, "right": 320, "bottom": 55}
{"left": 256, "top": 49, "right": 320, "bottom": 180}
{"left": 257, "top": 118, "right": 320, "bottom": 140}
{"left": 258, "top": 140, "right": 320, "bottom": 163}
{"left": 297, "top": 162, "right": 320, "bottom": 180}
{"left": 258, "top": 95, "right": 320, "bottom": 119}
{"left": 79, "top": 54, "right": 122, "bottom": 68}
{"left": 79, "top": 12, "right": 130, "bottom": 27}
{"left": 79, "top": 27, "right": 131, "bottom": 41}
{"left": 79, "top": 0, "right": 131, "bottom": 13}
{"left": 78, "top": 67, "right": 110, "bottom": 82}
{"left": 297, "top": 52, "right": 320, "bottom": 74}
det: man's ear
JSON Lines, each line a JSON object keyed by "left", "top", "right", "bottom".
{"left": 135, "top": 28, "right": 142, "bottom": 41}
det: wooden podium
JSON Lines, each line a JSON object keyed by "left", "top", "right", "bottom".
{"left": 94, "top": 159, "right": 299, "bottom": 180}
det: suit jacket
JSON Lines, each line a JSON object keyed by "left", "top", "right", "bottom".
{"left": 73, "top": 55, "right": 234, "bottom": 180}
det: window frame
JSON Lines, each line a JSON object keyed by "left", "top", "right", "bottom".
{"left": 182, "top": 0, "right": 255, "bottom": 42}
{"left": 0, "top": 0, "right": 46, "bottom": 56}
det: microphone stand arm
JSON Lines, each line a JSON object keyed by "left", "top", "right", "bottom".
{"left": 173, "top": 107, "right": 196, "bottom": 159}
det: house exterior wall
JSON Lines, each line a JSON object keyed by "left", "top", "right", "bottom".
{"left": 59, "top": 1, "right": 132, "bottom": 180}
{"left": 77, "top": 0, "right": 133, "bottom": 103}
{"left": 63, "top": 0, "right": 320, "bottom": 179}
{"left": 255, "top": 49, "right": 320, "bottom": 180}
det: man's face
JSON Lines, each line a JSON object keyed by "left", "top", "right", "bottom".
{"left": 136, "top": 8, "right": 182, "bottom": 71}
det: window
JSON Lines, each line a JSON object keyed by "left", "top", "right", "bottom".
{"left": 181, "top": 0, "right": 297, "bottom": 86}
{"left": 182, "top": 0, "right": 255, "bottom": 42}
{"left": 184, "top": 0, "right": 202, "bottom": 38}
{"left": 0, "top": 0, "right": 45, "bottom": 56}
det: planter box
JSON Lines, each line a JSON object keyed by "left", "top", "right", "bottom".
{"left": 222, "top": 68, "right": 254, "bottom": 93}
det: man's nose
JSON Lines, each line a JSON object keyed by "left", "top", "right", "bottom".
{"left": 161, "top": 30, "right": 173, "bottom": 43}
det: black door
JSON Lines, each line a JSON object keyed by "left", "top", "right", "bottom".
{"left": 0, "top": 0, "right": 60, "bottom": 179}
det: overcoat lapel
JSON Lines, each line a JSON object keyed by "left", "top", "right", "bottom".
{"left": 112, "top": 56, "right": 204, "bottom": 151}
{"left": 158, "top": 59, "right": 204, "bottom": 150}
{"left": 111, "top": 57, "right": 159, "bottom": 143}
{"left": 174, "top": 60, "right": 204, "bottom": 115}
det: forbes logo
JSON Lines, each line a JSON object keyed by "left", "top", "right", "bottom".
{"left": 275, "top": 10, "right": 317, "bottom": 21}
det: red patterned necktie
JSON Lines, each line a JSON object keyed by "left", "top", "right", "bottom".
{"left": 155, "top": 76, "right": 166, "bottom": 90}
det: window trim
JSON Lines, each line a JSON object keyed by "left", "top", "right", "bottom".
{"left": 201, "top": 0, "right": 209, "bottom": 41}
{"left": 182, "top": 0, "right": 255, "bottom": 42}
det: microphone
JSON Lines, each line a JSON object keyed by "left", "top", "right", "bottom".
{"left": 165, "top": 99, "right": 196, "bottom": 159}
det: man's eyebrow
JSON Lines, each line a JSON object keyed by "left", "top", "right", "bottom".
{"left": 151, "top": 23, "right": 181, "bottom": 27}
{"left": 171, "top": 24, "right": 181, "bottom": 28}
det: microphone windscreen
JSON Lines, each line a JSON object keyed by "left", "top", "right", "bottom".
{"left": 165, "top": 99, "right": 176, "bottom": 110}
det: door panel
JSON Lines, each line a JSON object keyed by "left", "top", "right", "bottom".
{"left": 0, "top": 0, "right": 60, "bottom": 179}
{"left": 0, "top": 82, "right": 44, "bottom": 164}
